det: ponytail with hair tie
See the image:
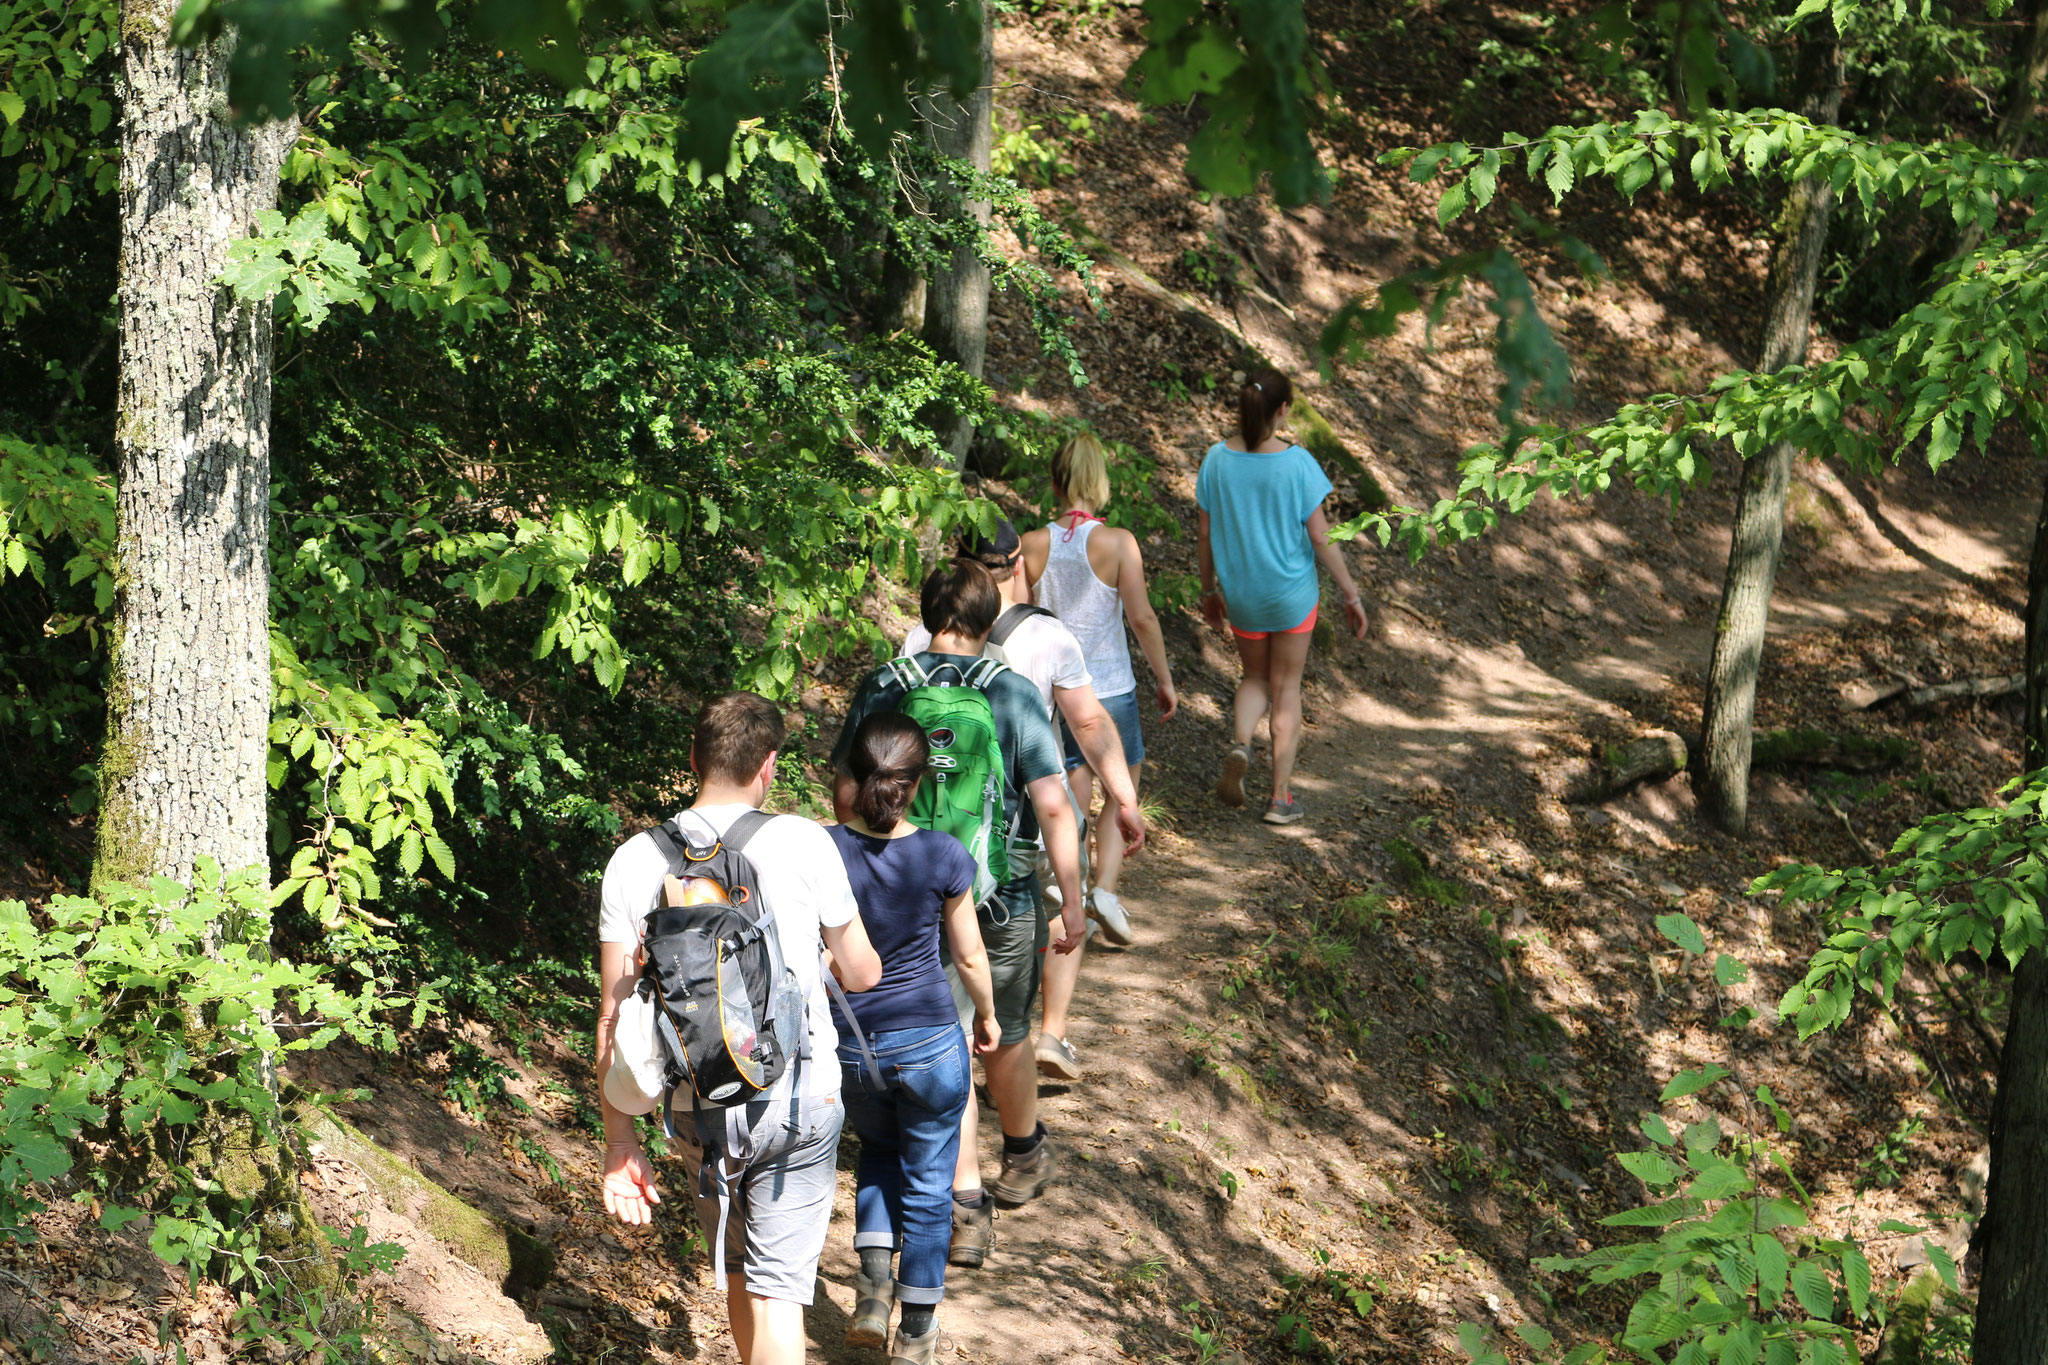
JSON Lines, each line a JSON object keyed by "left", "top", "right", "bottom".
{"left": 1238, "top": 367, "right": 1291, "bottom": 448}
{"left": 848, "top": 712, "right": 929, "bottom": 835}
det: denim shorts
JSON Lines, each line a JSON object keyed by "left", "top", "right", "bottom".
{"left": 1060, "top": 688, "right": 1145, "bottom": 770}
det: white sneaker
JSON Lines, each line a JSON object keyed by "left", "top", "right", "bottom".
{"left": 1088, "top": 889, "right": 1134, "bottom": 946}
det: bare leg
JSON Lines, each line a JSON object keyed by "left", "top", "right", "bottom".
{"left": 1068, "top": 764, "right": 1098, "bottom": 870}
{"left": 1092, "top": 760, "right": 1138, "bottom": 894}
{"left": 982, "top": 1039, "right": 1039, "bottom": 1140}
{"left": 1266, "top": 629, "right": 1314, "bottom": 804}
{"left": 953, "top": 1046, "right": 985, "bottom": 1194}
{"left": 728, "top": 1279, "right": 807, "bottom": 1365}
{"left": 1232, "top": 633, "right": 1272, "bottom": 750}
{"left": 1040, "top": 921, "right": 1085, "bottom": 1042}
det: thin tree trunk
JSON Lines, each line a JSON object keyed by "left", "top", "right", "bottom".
{"left": 1695, "top": 36, "right": 1843, "bottom": 836}
{"left": 97, "top": 0, "right": 294, "bottom": 889}
{"left": 916, "top": 0, "right": 993, "bottom": 470}
{"left": 1974, "top": 475, "right": 2048, "bottom": 1356}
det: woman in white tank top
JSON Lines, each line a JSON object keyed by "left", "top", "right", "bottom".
{"left": 1021, "top": 434, "right": 1177, "bottom": 941}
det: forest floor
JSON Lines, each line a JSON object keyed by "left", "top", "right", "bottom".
{"left": 3, "top": 0, "right": 2040, "bottom": 1362}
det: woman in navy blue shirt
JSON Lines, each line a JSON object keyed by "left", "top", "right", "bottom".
{"left": 831, "top": 713, "right": 998, "bottom": 1365}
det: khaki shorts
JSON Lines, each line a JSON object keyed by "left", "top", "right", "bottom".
{"left": 670, "top": 1094, "right": 844, "bottom": 1304}
{"left": 944, "top": 875, "right": 1045, "bottom": 1046}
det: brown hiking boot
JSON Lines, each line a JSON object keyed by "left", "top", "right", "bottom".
{"left": 990, "top": 1136, "right": 1057, "bottom": 1207}
{"left": 947, "top": 1198, "right": 992, "bottom": 1268}
{"left": 845, "top": 1269, "right": 894, "bottom": 1350}
{"left": 890, "top": 1325, "right": 942, "bottom": 1365}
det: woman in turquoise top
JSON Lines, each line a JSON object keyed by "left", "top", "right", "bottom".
{"left": 1195, "top": 368, "right": 1369, "bottom": 824}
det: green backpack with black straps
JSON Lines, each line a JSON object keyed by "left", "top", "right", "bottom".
{"left": 883, "top": 655, "right": 1013, "bottom": 906}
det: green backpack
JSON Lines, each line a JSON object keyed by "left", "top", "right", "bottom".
{"left": 883, "top": 655, "right": 1014, "bottom": 906}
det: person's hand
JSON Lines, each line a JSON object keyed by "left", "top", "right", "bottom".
{"left": 1113, "top": 799, "right": 1147, "bottom": 856}
{"left": 1342, "top": 597, "right": 1370, "bottom": 640}
{"left": 971, "top": 1012, "right": 1001, "bottom": 1056}
{"left": 602, "top": 1141, "right": 662, "bottom": 1226}
{"left": 1200, "top": 592, "right": 1226, "bottom": 633}
{"left": 1156, "top": 680, "right": 1178, "bottom": 721}
{"left": 1051, "top": 903, "right": 1086, "bottom": 955}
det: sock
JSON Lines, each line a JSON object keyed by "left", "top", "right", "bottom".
{"left": 1002, "top": 1123, "right": 1046, "bottom": 1157}
{"left": 900, "top": 1305, "right": 936, "bottom": 1337}
{"left": 859, "top": 1246, "right": 893, "bottom": 1282}
{"left": 952, "top": 1188, "right": 986, "bottom": 1209}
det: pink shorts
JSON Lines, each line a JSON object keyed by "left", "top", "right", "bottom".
{"left": 1230, "top": 607, "right": 1317, "bottom": 642}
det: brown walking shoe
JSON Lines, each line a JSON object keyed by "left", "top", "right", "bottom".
{"left": 845, "top": 1269, "right": 894, "bottom": 1350}
{"left": 947, "top": 1198, "right": 992, "bottom": 1268}
{"left": 990, "top": 1136, "right": 1057, "bottom": 1207}
{"left": 890, "top": 1325, "right": 942, "bottom": 1365}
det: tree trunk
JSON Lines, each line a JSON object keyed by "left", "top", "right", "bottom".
{"left": 96, "top": 1, "right": 294, "bottom": 889}
{"left": 1694, "top": 35, "right": 1843, "bottom": 836}
{"left": 879, "top": 229, "right": 928, "bottom": 334}
{"left": 1971, "top": 469, "right": 2048, "bottom": 1359}
{"left": 915, "top": 0, "right": 993, "bottom": 469}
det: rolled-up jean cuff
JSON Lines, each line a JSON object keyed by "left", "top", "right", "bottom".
{"left": 852, "top": 1232, "right": 898, "bottom": 1251}
{"left": 896, "top": 1282, "right": 946, "bottom": 1306}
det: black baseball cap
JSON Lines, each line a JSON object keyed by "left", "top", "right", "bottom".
{"left": 960, "top": 517, "right": 1022, "bottom": 564}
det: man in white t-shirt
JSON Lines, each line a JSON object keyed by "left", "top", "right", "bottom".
{"left": 904, "top": 520, "right": 1146, "bottom": 1081}
{"left": 595, "top": 692, "right": 880, "bottom": 1365}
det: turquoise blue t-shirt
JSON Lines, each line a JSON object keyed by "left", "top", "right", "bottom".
{"left": 1195, "top": 443, "right": 1334, "bottom": 632}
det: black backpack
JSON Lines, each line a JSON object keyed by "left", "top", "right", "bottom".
{"left": 639, "top": 810, "right": 803, "bottom": 1122}
{"left": 634, "top": 809, "right": 879, "bottom": 1287}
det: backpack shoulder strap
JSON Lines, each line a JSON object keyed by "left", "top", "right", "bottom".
{"left": 988, "top": 603, "right": 1054, "bottom": 647}
{"left": 965, "top": 656, "right": 1010, "bottom": 691}
{"left": 722, "top": 808, "right": 776, "bottom": 855}
{"left": 885, "top": 655, "right": 929, "bottom": 690}
{"left": 648, "top": 819, "right": 691, "bottom": 866}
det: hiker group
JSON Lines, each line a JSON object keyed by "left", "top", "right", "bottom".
{"left": 592, "top": 369, "right": 1371, "bottom": 1365}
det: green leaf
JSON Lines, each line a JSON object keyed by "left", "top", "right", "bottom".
{"left": 399, "top": 830, "right": 424, "bottom": 877}
{"left": 1641, "top": 1113, "right": 1676, "bottom": 1146}
{"left": 1617, "top": 1150, "right": 1680, "bottom": 1186}
{"left": 1438, "top": 180, "right": 1470, "bottom": 227}
{"left": 1754, "top": 1234, "right": 1789, "bottom": 1305}
{"left": 1713, "top": 953, "right": 1750, "bottom": 985}
{"left": 1656, "top": 912, "right": 1706, "bottom": 955}
{"left": 1789, "top": 1258, "right": 1835, "bottom": 1319}
{"left": 0, "top": 93, "right": 23, "bottom": 127}
{"left": 1926, "top": 1241, "right": 1959, "bottom": 1292}
{"left": 7, "top": 1131, "right": 71, "bottom": 1182}
{"left": 1840, "top": 1243, "right": 1871, "bottom": 1319}
{"left": 1660, "top": 1064, "right": 1731, "bottom": 1102}
{"left": 99, "top": 1204, "right": 147, "bottom": 1232}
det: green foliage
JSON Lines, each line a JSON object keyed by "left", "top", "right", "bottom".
{"left": 0, "top": 861, "right": 410, "bottom": 1242}
{"left": 1460, "top": 913, "right": 1940, "bottom": 1365}
{"left": 1764, "top": 770, "right": 2048, "bottom": 1039}
{"left": 1384, "top": 837, "right": 1469, "bottom": 908}
{"left": 991, "top": 107, "right": 1094, "bottom": 186}
{"left": 1128, "top": 0, "right": 1327, "bottom": 203}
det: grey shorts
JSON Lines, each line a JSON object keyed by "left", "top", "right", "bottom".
{"left": 671, "top": 1093, "right": 845, "bottom": 1303}
{"left": 945, "top": 875, "right": 1045, "bottom": 1046}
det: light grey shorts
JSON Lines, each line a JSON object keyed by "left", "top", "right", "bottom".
{"left": 671, "top": 1093, "right": 844, "bottom": 1303}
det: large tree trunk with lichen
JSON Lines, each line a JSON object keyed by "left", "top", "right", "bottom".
{"left": 1972, "top": 469, "right": 2048, "bottom": 1360}
{"left": 96, "top": 0, "right": 293, "bottom": 891}
{"left": 1694, "top": 34, "right": 1843, "bottom": 836}
{"left": 915, "top": 0, "right": 993, "bottom": 470}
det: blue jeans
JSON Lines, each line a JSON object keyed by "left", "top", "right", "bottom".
{"left": 837, "top": 1022, "right": 972, "bottom": 1304}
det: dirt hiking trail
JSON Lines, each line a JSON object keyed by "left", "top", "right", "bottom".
{"left": 789, "top": 456, "right": 2031, "bottom": 1365}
